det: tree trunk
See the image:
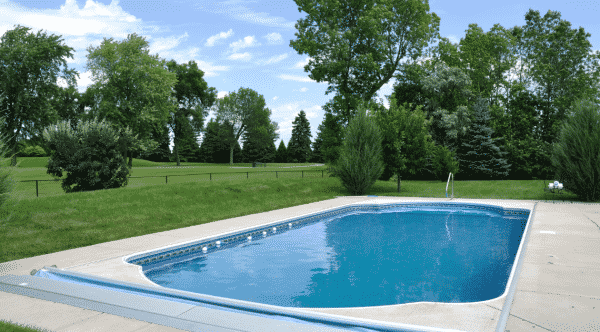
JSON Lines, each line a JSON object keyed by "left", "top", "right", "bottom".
{"left": 229, "top": 144, "right": 234, "bottom": 165}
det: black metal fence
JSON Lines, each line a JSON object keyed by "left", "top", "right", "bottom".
{"left": 19, "top": 169, "right": 330, "bottom": 198}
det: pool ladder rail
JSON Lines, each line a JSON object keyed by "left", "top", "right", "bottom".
{"left": 446, "top": 172, "right": 454, "bottom": 199}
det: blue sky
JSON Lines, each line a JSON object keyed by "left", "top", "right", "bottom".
{"left": 2, "top": 0, "right": 599, "bottom": 152}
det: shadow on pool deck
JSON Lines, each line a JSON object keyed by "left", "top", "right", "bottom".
{"left": 0, "top": 196, "right": 599, "bottom": 332}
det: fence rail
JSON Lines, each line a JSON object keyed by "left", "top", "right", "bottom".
{"left": 18, "top": 169, "right": 330, "bottom": 198}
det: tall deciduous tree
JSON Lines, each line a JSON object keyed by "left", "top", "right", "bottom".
{"left": 290, "top": 0, "right": 440, "bottom": 127}
{"left": 287, "top": 110, "right": 312, "bottom": 163}
{"left": 144, "top": 122, "right": 172, "bottom": 162}
{"left": 458, "top": 24, "right": 517, "bottom": 106}
{"left": 456, "top": 97, "right": 511, "bottom": 180}
{"left": 0, "top": 25, "right": 78, "bottom": 166}
{"left": 84, "top": 33, "right": 178, "bottom": 170}
{"left": 164, "top": 60, "right": 217, "bottom": 166}
{"left": 213, "top": 87, "right": 269, "bottom": 164}
{"left": 515, "top": 9, "right": 600, "bottom": 145}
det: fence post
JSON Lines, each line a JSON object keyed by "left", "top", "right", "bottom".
{"left": 302, "top": 171, "right": 304, "bottom": 178}
{"left": 276, "top": 171, "right": 278, "bottom": 178}
{"left": 166, "top": 176, "right": 168, "bottom": 184}
{"left": 247, "top": 172, "right": 249, "bottom": 179}
{"left": 210, "top": 173, "right": 212, "bottom": 181}
{"left": 36, "top": 180, "right": 39, "bottom": 197}
{"left": 322, "top": 170, "right": 324, "bottom": 178}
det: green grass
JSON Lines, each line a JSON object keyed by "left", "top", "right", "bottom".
{"left": 0, "top": 320, "right": 51, "bottom": 332}
{"left": 0, "top": 157, "right": 595, "bottom": 332}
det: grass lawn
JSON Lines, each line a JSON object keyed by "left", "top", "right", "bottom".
{"left": 0, "top": 157, "right": 591, "bottom": 332}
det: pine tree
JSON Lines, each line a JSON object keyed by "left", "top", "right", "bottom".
{"left": 241, "top": 124, "right": 276, "bottom": 163}
{"left": 311, "top": 123, "right": 325, "bottom": 163}
{"left": 319, "top": 112, "right": 344, "bottom": 165}
{"left": 275, "top": 140, "right": 288, "bottom": 163}
{"left": 175, "top": 115, "right": 202, "bottom": 163}
{"left": 287, "top": 110, "right": 312, "bottom": 163}
{"left": 456, "top": 97, "right": 511, "bottom": 180}
{"left": 143, "top": 123, "right": 171, "bottom": 162}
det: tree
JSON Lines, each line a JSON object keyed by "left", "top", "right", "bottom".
{"left": 458, "top": 24, "right": 517, "bottom": 106}
{"left": 164, "top": 60, "right": 218, "bottom": 166}
{"left": 551, "top": 98, "right": 600, "bottom": 202}
{"left": 290, "top": 0, "right": 440, "bottom": 127}
{"left": 0, "top": 25, "right": 78, "bottom": 167}
{"left": 318, "top": 112, "right": 344, "bottom": 165}
{"left": 0, "top": 116, "right": 23, "bottom": 224}
{"left": 144, "top": 122, "right": 172, "bottom": 162}
{"left": 84, "top": 33, "right": 178, "bottom": 171}
{"left": 42, "top": 117, "right": 139, "bottom": 194}
{"left": 311, "top": 123, "right": 325, "bottom": 163}
{"left": 241, "top": 106, "right": 279, "bottom": 163}
{"left": 198, "top": 119, "right": 242, "bottom": 163}
{"left": 287, "top": 110, "right": 312, "bottom": 163}
{"left": 173, "top": 114, "right": 201, "bottom": 163}
{"left": 332, "top": 101, "right": 384, "bottom": 195}
{"left": 431, "top": 144, "right": 460, "bottom": 182}
{"left": 213, "top": 87, "right": 269, "bottom": 164}
{"left": 456, "top": 97, "right": 511, "bottom": 180}
{"left": 374, "top": 96, "right": 436, "bottom": 191}
{"left": 515, "top": 9, "right": 600, "bottom": 146}
{"left": 275, "top": 140, "right": 288, "bottom": 163}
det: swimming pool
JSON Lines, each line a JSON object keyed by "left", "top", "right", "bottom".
{"left": 30, "top": 200, "right": 533, "bottom": 331}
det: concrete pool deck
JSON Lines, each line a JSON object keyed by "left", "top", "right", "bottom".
{"left": 0, "top": 196, "right": 599, "bottom": 331}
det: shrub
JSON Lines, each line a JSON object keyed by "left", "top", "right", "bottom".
{"left": 431, "top": 145, "right": 460, "bottom": 181}
{"left": 550, "top": 98, "right": 600, "bottom": 202}
{"left": 331, "top": 101, "right": 384, "bottom": 195}
{"left": 0, "top": 116, "right": 23, "bottom": 224}
{"left": 20, "top": 145, "right": 47, "bottom": 157}
{"left": 42, "top": 117, "right": 137, "bottom": 194}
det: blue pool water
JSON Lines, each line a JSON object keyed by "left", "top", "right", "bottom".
{"left": 142, "top": 204, "right": 528, "bottom": 308}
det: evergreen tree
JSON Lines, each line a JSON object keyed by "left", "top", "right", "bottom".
{"left": 240, "top": 117, "right": 279, "bottom": 164}
{"left": 275, "top": 140, "right": 288, "bottom": 163}
{"left": 144, "top": 123, "right": 172, "bottom": 162}
{"left": 311, "top": 123, "right": 325, "bottom": 163}
{"left": 332, "top": 101, "right": 385, "bottom": 195}
{"left": 287, "top": 110, "right": 313, "bottom": 163}
{"left": 456, "top": 97, "right": 511, "bottom": 180}
{"left": 319, "top": 112, "right": 344, "bottom": 165}
{"left": 198, "top": 119, "right": 236, "bottom": 163}
{"left": 175, "top": 114, "right": 202, "bottom": 163}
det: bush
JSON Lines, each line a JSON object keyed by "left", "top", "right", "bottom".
{"left": 42, "top": 117, "right": 136, "bottom": 194}
{"left": 550, "top": 98, "right": 600, "bottom": 202}
{"left": 331, "top": 101, "right": 385, "bottom": 195}
{"left": 431, "top": 145, "right": 460, "bottom": 182}
{"left": 20, "top": 145, "right": 47, "bottom": 157}
{"left": 0, "top": 117, "right": 23, "bottom": 224}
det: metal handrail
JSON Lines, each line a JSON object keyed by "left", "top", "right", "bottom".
{"left": 446, "top": 172, "right": 454, "bottom": 199}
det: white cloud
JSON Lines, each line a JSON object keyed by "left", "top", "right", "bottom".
{"left": 149, "top": 32, "right": 189, "bottom": 54}
{"left": 277, "top": 74, "right": 325, "bottom": 84}
{"left": 264, "top": 32, "right": 283, "bottom": 44}
{"left": 446, "top": 35, "right": 460, "bottom": 44}
{"left": 205, "top": 29, "right": 234, "bottom": 47}
{"left": 291, "top": 57, "right": 311, "bottom": 70}
{"left": 229, "top": 36, "right": 260, "bottom": 52}
{"left": 258, "top": 53, "right": 288, "bottom": 65}
{"left": 227, "top": 52, "right": 252, "bottom": 61}
{"left": 273, "top": 96, "right": 279, "bottom": 101}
